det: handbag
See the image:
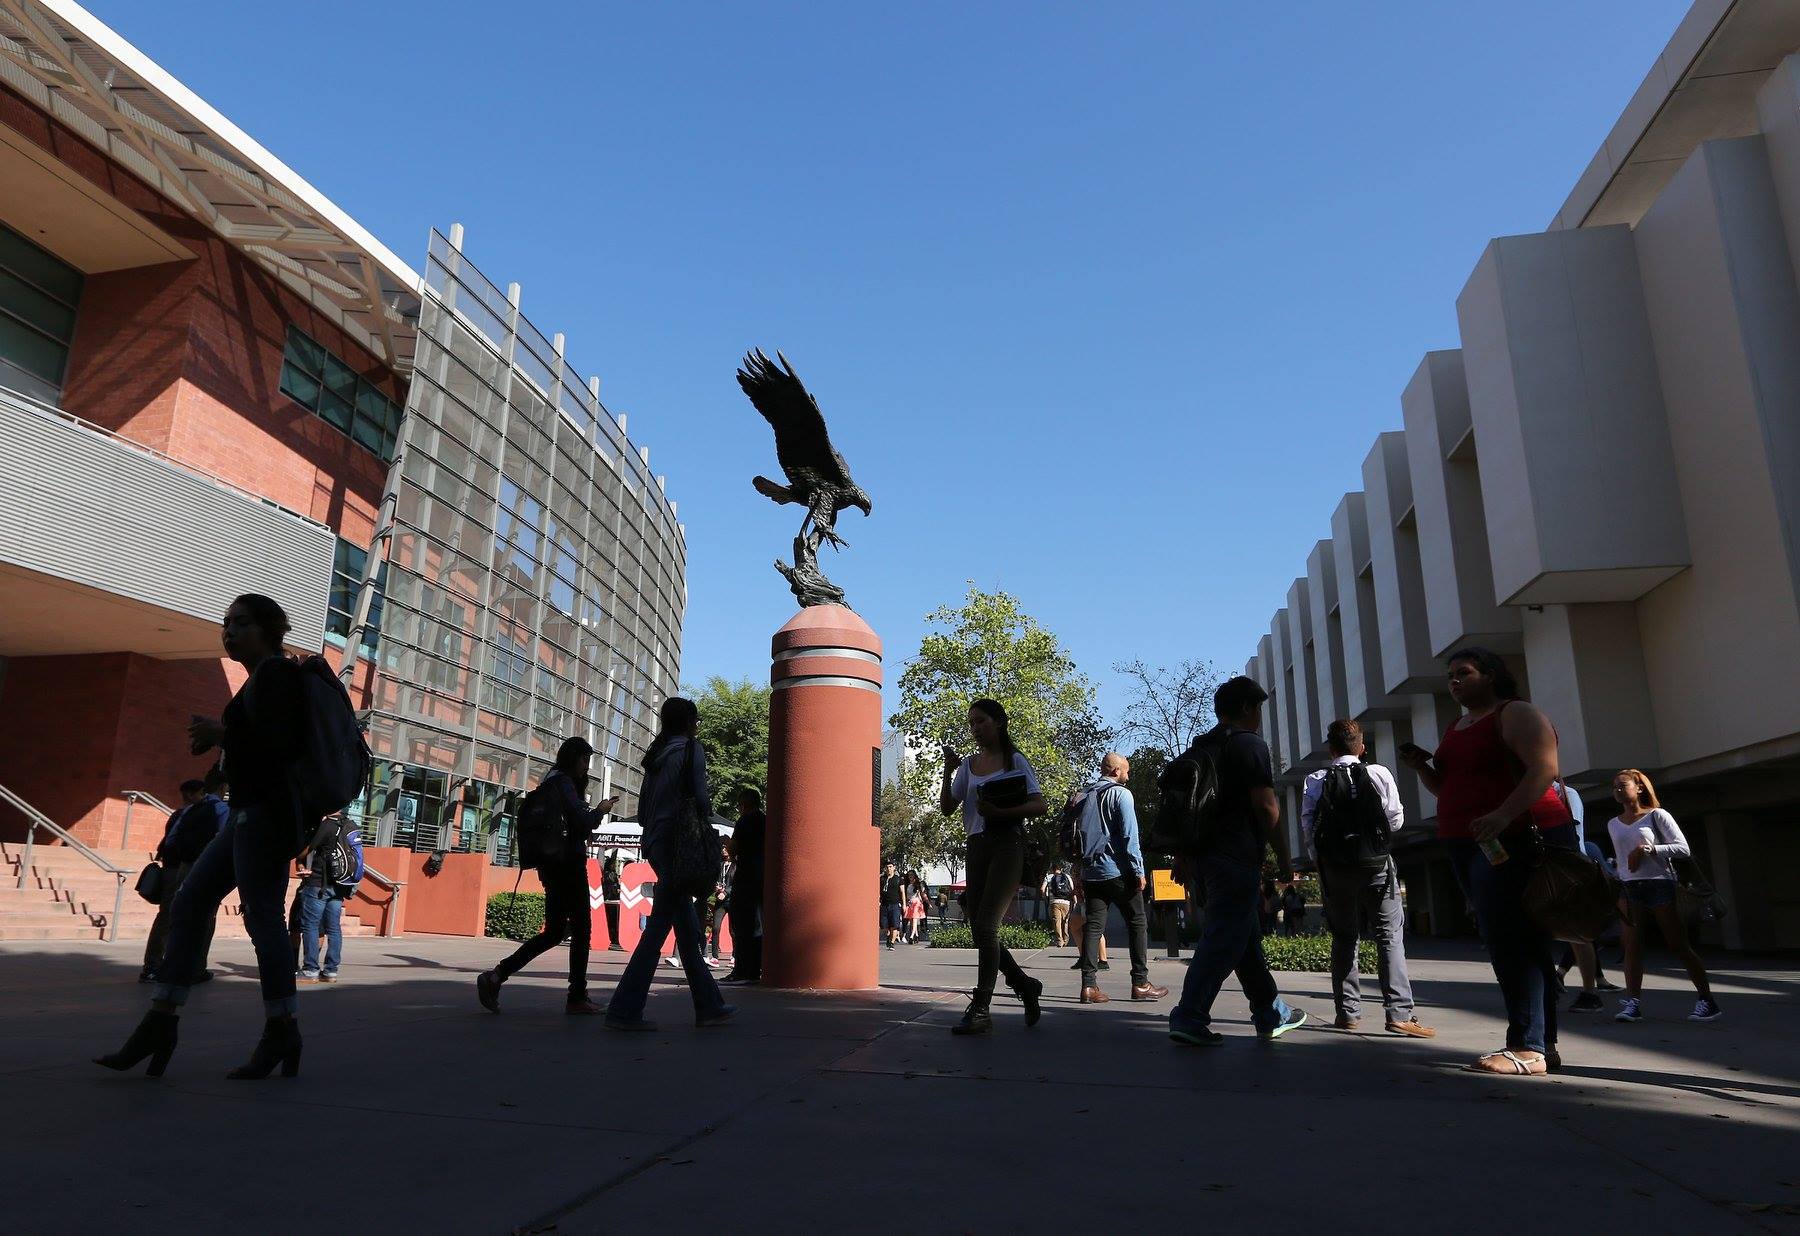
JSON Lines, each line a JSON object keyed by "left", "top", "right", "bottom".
{"left": 660, "top": 740, "right": 723, "bottom": 898}
{"left": 134, "top": 861, "right": 169, "bottom": 906}
{"left": 1647, "top": 812, "right": 1728, "bottom": 924}
{"left": 1522, "top": 838, "right": 1619, "bottom": 942}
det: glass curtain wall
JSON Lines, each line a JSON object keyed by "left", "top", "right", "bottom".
{"left": 356, "top": 230, "right": 686, "bottom": 860}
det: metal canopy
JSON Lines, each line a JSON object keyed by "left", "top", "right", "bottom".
{"left": 0, "top": 0, "right": 421, "bottom": 373}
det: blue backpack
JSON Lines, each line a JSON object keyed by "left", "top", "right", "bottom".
{"left": 1058, "top": 781, "right": 1116, "bottom": 864}
{"left": 319, "top": 820, "right": 365, "bottom": 898}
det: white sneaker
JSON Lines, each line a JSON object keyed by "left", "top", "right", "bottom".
{"left": 1614, "top": 997, "right": 1642, "bottom": 1023}
{"left": 660, "top": 956, "right": 680, "bottom": 969}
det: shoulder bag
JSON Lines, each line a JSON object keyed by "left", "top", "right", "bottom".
{"left": 1648, "top": 812, "right": 1728, "bottom": 925}
{"left": 660, "top": 740, "right": 723, "bottom": 898}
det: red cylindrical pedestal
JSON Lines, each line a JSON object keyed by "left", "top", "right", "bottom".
{"left": 763, "top": 605, "right": 883, "bottom": 990}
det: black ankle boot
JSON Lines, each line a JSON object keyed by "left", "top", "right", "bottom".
{"left": 227, "top": 1016, "right": 302, "bottom": 1080}
{"left": 1013, "top": 974, "right": 1044, "bottom": 1027}
{"left": 951, "top": 997, "right": 993, "bottom": 1036}
{"left": 93, "top": 1009, "right": 179, "bottom": 1077}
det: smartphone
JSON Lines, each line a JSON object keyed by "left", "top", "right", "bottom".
{"left": 1398, "top": 742, "right": 1429, "bottom": 761}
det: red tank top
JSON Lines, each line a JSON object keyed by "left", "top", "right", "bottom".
{"left": 1432, "top": 703, "right": 1572, "bottom": 840}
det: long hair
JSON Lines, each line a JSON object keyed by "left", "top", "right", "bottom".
{"left": 1446, "top": 646, "right": 1520, "bottom": 701}
{"left": 1616, "top": 767, "right": 1661, "bottom": 810}
{"left": 643, "top": 696, "right": 699, "bottom": 770}
{"left": 555, "top": 737, "right": 594, "bottom": 790}
{"left": 969, "top": 698, "right": 1017, "bottom": 771}
{"left": 231, "top": 592, "right": 291, "bottom": 648}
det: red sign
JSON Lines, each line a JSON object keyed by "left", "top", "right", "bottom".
{"left": 586, "top": 857, "right": 733, "bottom": 957}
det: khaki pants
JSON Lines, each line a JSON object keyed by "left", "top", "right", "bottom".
{"left": 1050, "top": 899, "right": 1072, "bottom": 945}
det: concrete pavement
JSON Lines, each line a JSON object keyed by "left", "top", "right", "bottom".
{"left": 1, "top": 933, "right": 1795, "bottom": 1234}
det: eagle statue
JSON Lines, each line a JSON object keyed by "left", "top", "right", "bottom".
{"left": 736, "top": 349, "right": 872, "bottom": 609}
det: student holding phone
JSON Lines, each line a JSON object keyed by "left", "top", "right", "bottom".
{"left": 938, "top": 699, "right": 1048, "bottom": 1036}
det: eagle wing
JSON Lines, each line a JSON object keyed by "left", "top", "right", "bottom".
{"left": 737, "top": 349, "right": 854, "bottom": 490}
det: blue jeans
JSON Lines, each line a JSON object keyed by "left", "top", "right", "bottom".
{"left": 298, "top": 885, "right": 343, "bottom": 975}
{"left": 1171, "top": 851, "right": 1289, "bottom": 1031}
{"left": 1447, "top": 822, "right": 1577, "bottom": 1054}
{"left": 152, "top": 804, "right": 299, "bottom": 1017}
{"left": 607, "top": 848, "right": 726, "bottom": 1021}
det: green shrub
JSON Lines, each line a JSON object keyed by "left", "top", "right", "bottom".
{"left": 1293, "top": 876, "right": 1321, "bottom": 903}
{"left": 1261, "top": 932, "right": 1375, "bottom": 974}
{"left": 486, "top": 891, "right": 546, "bottom": 942}
{"left": 927, "top": 920, "right": 1054, "bottom": 950}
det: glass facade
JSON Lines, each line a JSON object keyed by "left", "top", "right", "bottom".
{"left": 0, "top": 220, "right": 83, "bottom": 404}
{"left": 279, "top": 325, "right": 405, "bottom": 462}
{"left": 325, "top": 538, "right": 384, "bottom": 655}
{"left": 352, "top": 231, "right": 685, "bottom": 860}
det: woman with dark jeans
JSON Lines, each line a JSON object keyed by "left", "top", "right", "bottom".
{"left": 1399, "top": 646, "right": 1575, "bottom": 1077}
{"left": 606, "top": 697, "right": 733, "bottom": 1031}
{"left": 938, "top": 699, "right": 1048, "bottom": 1036}
{"left": 96, "top": 594, "right": 310, "bottom": 1080}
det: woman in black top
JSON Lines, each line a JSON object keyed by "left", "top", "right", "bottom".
{"left": 96, "top": 594, "right": 312, "bottom": 1079}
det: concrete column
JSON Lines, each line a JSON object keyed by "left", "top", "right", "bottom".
{"left": 1702, "top": 813, "right": 1769, "bottom": 952}
{"left": 1331, "top": 493, "right": 1404, "bottom": 720}
{"left": 1456, "top": 226, "right": 1689, "bottom": 605}
{"left": 1520, "top": 604, "right": 1659, "bottom": 782}
{"left": 1361, "top": 433, "right": 1438, "bottom": 695}
{"left": 1409, "top": 693, "right": 1460, "bottom": 824}
{"left": 1286, "top": 579, "right": 1321, "bottom": 764}
{"left": 1756, "top": 55, "right": 1800, "bottom": 318}
{"left": 1307, "top": 538, "right": 1350, "bottom": 732}
{"left": 1401, "top": 350, "right": 1520, "bottom": 655}
{"left": 1271, "top": 608, "right": 1300, "bottom": 777}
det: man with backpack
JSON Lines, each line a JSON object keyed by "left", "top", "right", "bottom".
{"left": 1301, "top": 719, "right": 1433, "bottom": 1038}
{"left": 295, "top": 813, "right": 364, "bottom": 983}
{"left": 140, "top": 773, "right": 228, "bottom": 984}
{"left": 1042, "top": 862, "right": 1076, "bottom": 946}
{"left": 477, "top": 737, "right": 620, "bottom": 1015}
{"left": 1066, "top": 753, "right": 1168, "bottom": 1004}
{"left": 1163, "top": 676, "right": 1307, "bottom": 1045}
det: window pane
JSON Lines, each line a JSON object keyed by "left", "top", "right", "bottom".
{"left": 280, "top": 363, "right": 321, "bottom": 410}
{"left": 319, "top": 391, "right": 353, "bottom": 431}
{"left": 0, "top": 224, "right": 83, "bottom": 305}
{"left": 352, "top": 406, "right": 385, "bottom": 452}
{"left": 285, "top": 328, "right": 326, "bottom": 375}
{"left": 324, "top": 356, "right": 358, "bottom": 402}
{"left": 0, "top": 268, "right": 77, "bottom": 338}
{"left": 0, "top": 312, "right": 66, "bottom": 385}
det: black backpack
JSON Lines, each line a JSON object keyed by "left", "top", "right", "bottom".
{"left": 1150, "top": 734, "right": 1227, "bottom": 854}
{"left": 1310, "top": 762, "right": 1393, "bottom": 870}
{"left": 514, "top": 775, "right": 569, "bottom": 868}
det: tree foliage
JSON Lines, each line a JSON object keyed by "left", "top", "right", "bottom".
{"left": 689, "top": 675, "right": 770, "bottom": 817}
{"left": 1113, "top": 657, "right": 1225, "bottom": 757}
{"left": 889, "top": 585, "right": 1111, "bottom": 872}
{"left": 876, "top": 782, "right": 964, "bottom": 879}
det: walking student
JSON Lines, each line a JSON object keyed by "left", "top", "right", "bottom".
{"left": 1607, "top": 769, "right": 1720, "bottom": 1024}
{"left": 939, "top": 698, "right": 1048, "bottom": 1036}
{"left": 1043, "top": 862, "right": 1075, "bottom": 947}
{"left": 721, "top": 788, "right": 766, "bottom": 983}
{"left": 605, "top": 697, "right": 735, "bottom": 1031}
{"left": 140, "top": 773, "right": 227, "bottom": 984}
{"left": 1167, "top": 676, "right": 1307, "bottom": 1046}
{"left": 96, "top": 595, "right": 312, "bottom": 1080}
{"left": 1070, "top": 753, "right": 1167, "bottom": 1005}
{"left": 295, "top": 814, "right": 361, "bottom": 984}
{"left": 1280, "top": 883, "right": 1306, "bottom": 936}
{"left": 1301, "top": 719, "right": 1433, "bottom": 1039}
{"left": 880, "top": 860, "right": 905, "bottom": 950}
{"left": 1398, "top": 647, "right": 1577, "bottom": 1076}
{"left": 476, "top": 737, "right": 620, "bottom": 1015}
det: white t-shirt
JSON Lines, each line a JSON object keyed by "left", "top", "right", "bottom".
{"left": 949, "top": 752, "right": 1041, "bottom": 838}
{"left": 1607, "top": 808, "right": 1689, "bottom": 883}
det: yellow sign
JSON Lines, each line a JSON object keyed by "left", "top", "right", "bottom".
{"left": 1151, "top": 868, "right": 1187, "bottom": 903}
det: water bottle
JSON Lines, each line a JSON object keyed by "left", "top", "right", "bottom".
{"left": 1480, "top": 836, "right": 1509, "bottom": 866}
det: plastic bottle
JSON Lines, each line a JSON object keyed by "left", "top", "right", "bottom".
{"left": 1480, "top": 837, "right": 1509, "bottom": 866}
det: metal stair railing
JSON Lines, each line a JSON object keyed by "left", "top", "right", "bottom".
{"left": 1, "top": 782, "right": 133, "bottom": 941}
{"left": 120, "top": 790, "right": 176, "bottom": 851}
{"left": 356, "top": 863, "right": 406, "bottom": 937}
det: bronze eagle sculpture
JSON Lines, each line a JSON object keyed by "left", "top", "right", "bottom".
{"left": 737, "top": 349, "right": 872, "bottom": 609}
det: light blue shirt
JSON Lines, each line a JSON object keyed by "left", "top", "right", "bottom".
{"left": 1079, "top": 777, "right": 1144, "bottom": 883}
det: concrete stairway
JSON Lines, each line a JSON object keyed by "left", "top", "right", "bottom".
{"left": 0, "top": 841, "right": 380, "bottom": 942}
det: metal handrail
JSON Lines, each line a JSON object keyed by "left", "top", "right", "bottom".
{"left": 355, "top": 863, "right": 406, "bottom": 938}
{"left": 0, "top": 782, "right": 132, "bottom": 942}
{"left": 120, "top": 790, "right": 176, "bottom": 850}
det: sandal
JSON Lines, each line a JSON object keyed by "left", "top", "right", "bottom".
{"left": 1469, "top": 1049, "right": 1547, "bottom": 1076}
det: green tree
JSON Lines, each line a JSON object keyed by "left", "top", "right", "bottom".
{"left": 889, "top": 585, "right": 1110, "bottom": 874}
{"left": 876, "top": 782, "right": 964, "bottom": 879}
{"left": 689, "top": 675, "right": 770, "bottom": 817}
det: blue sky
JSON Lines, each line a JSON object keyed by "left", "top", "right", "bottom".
{"left": 104, "top": 0, "right": 1690, "bottom": 729}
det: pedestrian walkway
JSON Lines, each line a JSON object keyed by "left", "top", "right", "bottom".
{"left": 1, "top": 936, "right": 1794, "bottom": 1233}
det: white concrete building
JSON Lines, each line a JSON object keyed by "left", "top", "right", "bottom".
{"left": 1244, "top": 0, "right": 1800, "bottom": 951}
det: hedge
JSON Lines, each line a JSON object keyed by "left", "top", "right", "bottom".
{"left": 1262, "top": 932, "right": 1376, "bottom": 974}
{"left": 927, "top": 921, "right": 1054, "bottom": 951}
{"left": 486, "top": 891, "right": 546, "bottom": 942}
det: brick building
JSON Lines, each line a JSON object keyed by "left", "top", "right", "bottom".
{"left": 0, "top": 0, "right": 685, "bottom": 911}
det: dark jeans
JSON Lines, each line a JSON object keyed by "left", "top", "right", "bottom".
{"left": 728, "top": 889, "right": 762, "bottom": 978}
{"left": 142, "top": 860, "right": 215, "bottom": 975}
{"left": 965, "top": 831, "right": 1029, "bottom": 1003}
{"left": 152, "top": 804, "right": 298, "bottom": 1017}
{"left": 1080, "top": 875, "right": 1149, "bottom": 986}
{"left": 607, "top": 848, "right": 726, "bottom": 1021}
{"left": 1447, "top": 822, "right": 1578, "bottom": 1054}
{"left": 494, "top": 860, "right": 591, "bottom": 998}
{"left": 298, "top": 885, "right": 343, "bottom": 975}
{"left": 1172, "top": 851, "right": 1285, "bottom": 1031}
{"left": 603, "top": 899, "right": 622, "bottom": 947}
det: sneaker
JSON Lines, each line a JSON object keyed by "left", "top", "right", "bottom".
{"left": 1260, "top": 1006, "right": 1308, "bottom": 1041}
{"left": 319, "top": 972, "right": 338, "bottom": 984}
{"left": 137, "top": 969, "right": 157, "bottom": 984}
{"left": 608, "top": 944, "right": 626, "bottom": 952}
{"left": 605, "top": 1014, "right": 657, "bottom": 1032}
{"left": 1097, "top": 960, "right": 1111, "bottom": 971}
{"left": 476, "top": 970, "right": 501, "bottom": 1013}
{"left": 719, "top": 974, "right": 758, "bottom": 986}
{"left": 1068, "top": 960, "right": 1084, "bottom": 970}
{"left": 661, "top": 956, "right": 681, "bottom": 969}
{"left": 1687, "top": 999, "right": 1723, "bottom": 1023}
{"left": 1568, "top": 992, "right": 1604, "bottom": 1013}
{"left": 1596, "top": 977, "right": 1621, "bottom": 992}
{"left": 295, "top": 970, "right": 320, "bottom": 983}
{"left": 696, "top": 1004, "right": 737, "bottom": 1027}
{"left": 1168, "top": 1011, "right": 1222, "bottom": 1046}
{"left": 566, "top": 997, "right": 605, "bottom": 1016}
{"left": 192, "top": 970, "right": 214, "bottom": 984}
{"left": 1614, "top": 997, "right": 1643, "bottom": 1023}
